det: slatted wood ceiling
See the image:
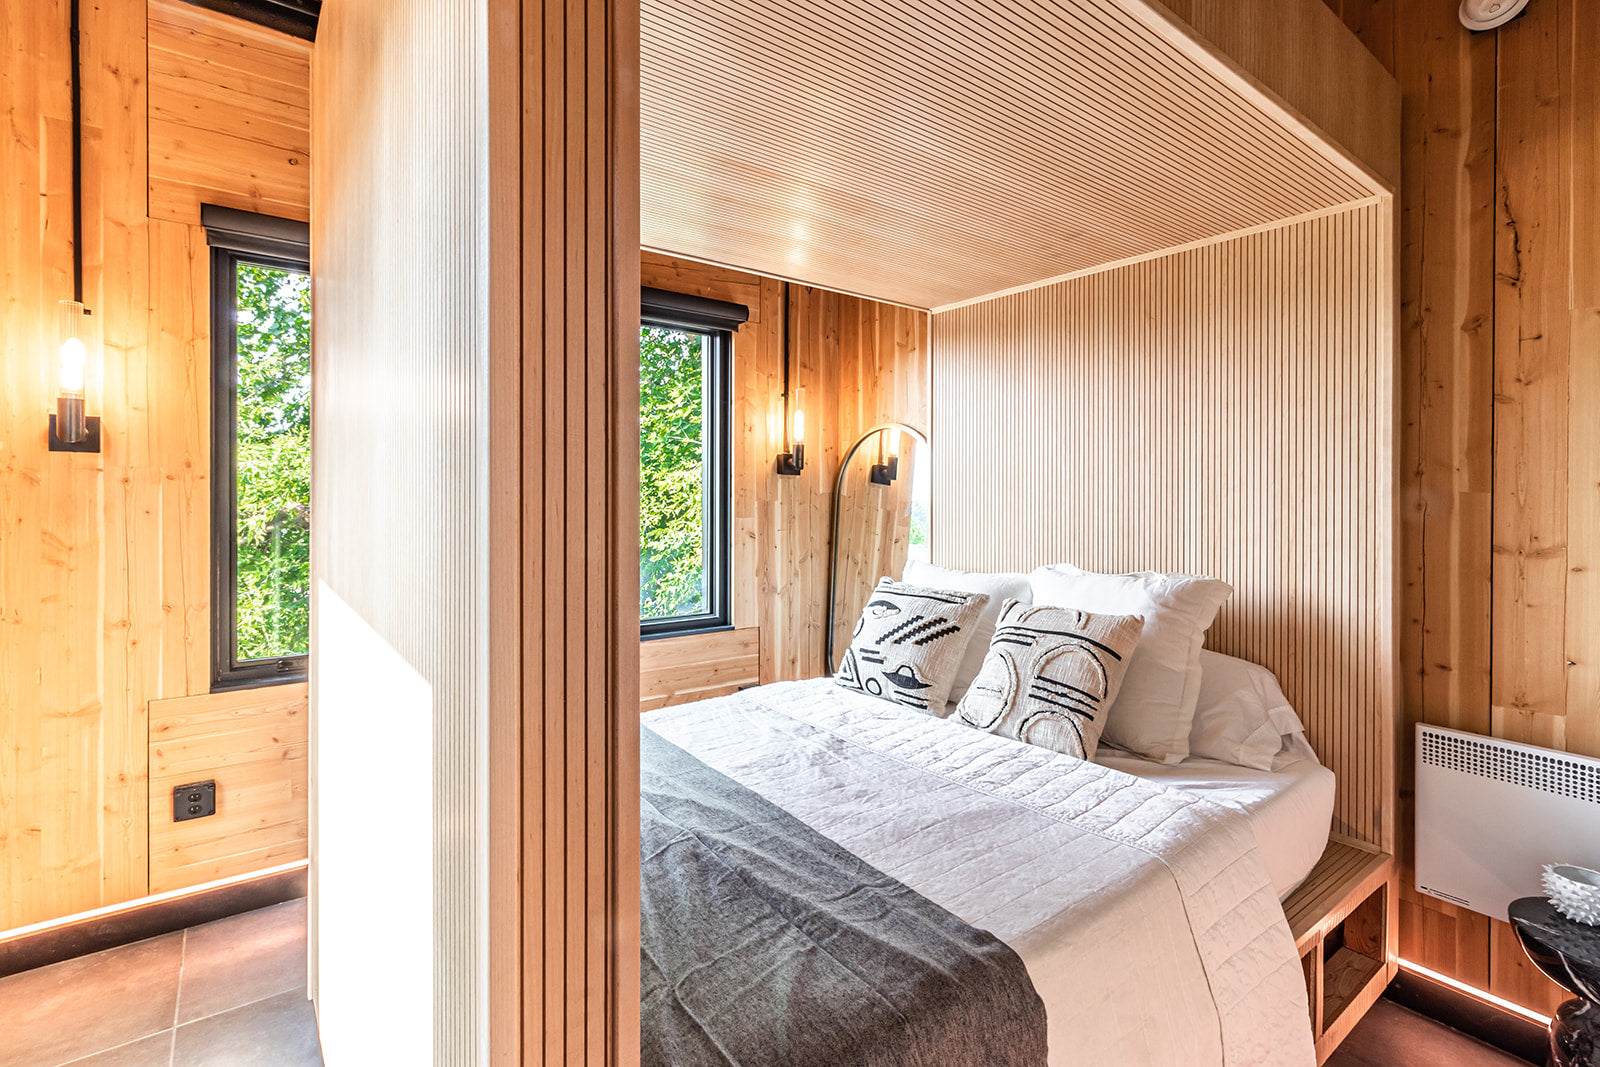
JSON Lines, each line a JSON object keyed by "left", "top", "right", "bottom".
{"left": 934, "top": 203, "right": 1395, "bottom": 849}
{"left": 642, "top": 0, "right": 1383, "bottom": 309}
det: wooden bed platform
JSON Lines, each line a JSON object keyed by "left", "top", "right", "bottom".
{"left": 1283, "top": 839, "right": 1398, "bottom": 1063}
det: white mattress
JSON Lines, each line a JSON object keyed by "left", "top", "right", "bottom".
{"left": 1094, "top": 738, "right": 1335, "bottom": 899}
{"left": 649, "top": 679, "right": 1317, "bottom": 1066}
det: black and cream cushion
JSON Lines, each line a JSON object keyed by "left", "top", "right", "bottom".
{"left": 954, "top": 599, "right": 1144, "bottom": 760}
{"left": 835, "top": 578, "right": 989, "bottom": 714}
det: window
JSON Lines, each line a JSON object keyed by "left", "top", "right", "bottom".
{"left": 639, "top": 288, "right": 746, "bottom": 637}
{"left": 204, "top": 205, "right": 312, "bottom": 689}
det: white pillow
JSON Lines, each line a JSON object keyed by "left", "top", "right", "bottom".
{"left": 953, "top": 599, "right": 1144, "bottom": 761}
{"left": 1029, "top": 563, "right": 1232, "bottom": 764}
{"left": 835, "top": 577, "right": 990, "bottom": 714}
{"left": 903, "top": 560, "right": 1032, "bottom": 703}
{"left": 1189, "top": 650, "right": 1308, "bottom": 771}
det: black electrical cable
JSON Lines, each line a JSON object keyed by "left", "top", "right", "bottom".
{"left": 69, "top": 0, "right": 83, "bottom": 303}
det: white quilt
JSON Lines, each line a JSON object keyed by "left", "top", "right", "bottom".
{"left": 646, "top": 679, "right": 1315, "bottom": 1067}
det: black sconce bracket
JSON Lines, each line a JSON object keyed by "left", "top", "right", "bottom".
{"left": 776, "top": 445, "right": 805, "bottom": 477}
{"left": 49, "top": 415, "right": 101, "bottom": 453}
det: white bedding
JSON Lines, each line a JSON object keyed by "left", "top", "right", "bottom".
{"left": 1095, "top": 741, "right": 1335, "bottom": 899}
{"left": 647, "top": 679, "right": 1315, "bottom": 1067}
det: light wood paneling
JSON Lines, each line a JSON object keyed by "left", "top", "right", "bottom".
{"left": 641, "top": 0, "right": 1391, "bottom": 310}
{"left": 828, "top": 437, "right": 922, "bottom": 673}
{"left": 640, "top": 629, "right": 760, "bottom": 711}
{"left": 638, "top": 252, "right": 928, "bottom": 691}
{"left": 933, "top": 205, "right": 1396, "bottom": 851}
{"left": 2, "top": 0, "right": 310, "bottom": 933}
{"left": 1320, "top": 0, "right": 1596, "bottom": 1016}
{"left": 147, "top": 685, "right": 308, "bottom": 893}
{"left": 312, "top": 0, "right": 638, "bottom": 1060}
{"left": 147, "top": 0, "right": 310, "bottom": 224}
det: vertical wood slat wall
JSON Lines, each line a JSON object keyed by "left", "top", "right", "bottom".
{"left": 516, "top": 0, "right": 640, "bottom": 1061}
{"left": 310, "top": 0, "right": 490, "bottom": 1057}
{"left": 933, "top": 203, "right": 1395, "bottom": 851}
{"left": 1320, "top": 0, "right": 1599, "bottom": 1014}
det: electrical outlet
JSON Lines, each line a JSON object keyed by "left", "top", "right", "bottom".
{"left": 173, "top": 780, "right": 217, "bottom": 822}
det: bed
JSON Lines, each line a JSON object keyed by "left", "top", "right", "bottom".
{"left": 643, "top": 677, "right": 1329, "bottom": 1067}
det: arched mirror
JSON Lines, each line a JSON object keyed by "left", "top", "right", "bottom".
{"left": 826, "top": 424, "right": 931, "bottom": 673}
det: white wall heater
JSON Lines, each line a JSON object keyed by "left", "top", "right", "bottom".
{"left": 1416, "top": 724, "right": 1600, "bottom": 920}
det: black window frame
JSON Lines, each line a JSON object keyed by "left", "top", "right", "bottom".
{"left": 638, "top": 287, "right": 746, "bottom": 639}
{"left": 203, "top": 204, "right": 312, "bottom": 691}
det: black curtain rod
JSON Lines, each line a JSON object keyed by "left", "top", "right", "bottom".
{"left": 69, "top": 0, "right": 83, "bottom": 304}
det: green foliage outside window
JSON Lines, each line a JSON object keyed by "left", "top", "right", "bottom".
{"left": 640, "top": 325, "right": 708, "bottom": 620}
{"left": 234, "top": 262, "right": 311, "bottom": 660}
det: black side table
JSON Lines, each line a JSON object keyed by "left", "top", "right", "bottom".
{"left": 1510, "top": 896, "right": 1600, "bottom": 1066}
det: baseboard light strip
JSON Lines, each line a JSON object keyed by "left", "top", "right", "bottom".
{"left": 1396, "top": 957, "right": 1553, "bottom": 1025}
{"left": 0, "top": 859, "right": 310, "bottom": 944}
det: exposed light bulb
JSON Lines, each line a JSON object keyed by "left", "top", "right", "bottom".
{"left": 59, "top": 336, "right": 86, "bottom": 395}
{"left": 792, "top": 386, "right": 806, "bottom": 442}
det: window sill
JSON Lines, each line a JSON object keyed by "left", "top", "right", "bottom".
{"left": 211, "top": 669, "right": 309, "bottom": 694}
{"left": 639, "top": 623, "right": 735, "bottom": 643}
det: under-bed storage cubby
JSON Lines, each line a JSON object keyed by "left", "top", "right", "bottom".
{"left": 1283, "top": 840, "right": 1397, "bottom": 1063}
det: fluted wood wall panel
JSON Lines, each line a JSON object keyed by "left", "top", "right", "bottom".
{"left": 641, "top": 0, "right": 1391, "bottom": 310}
{"left": 314, "top": 0, "right": 637, "bottom": 1061}
{"left": 933, "top": 204, "right": 1395, "bottom": 850}
{"left": 312, "top": 0, "right": 490, "bottom": 1059}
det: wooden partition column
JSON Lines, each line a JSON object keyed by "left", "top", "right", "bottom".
{"left": 312, "top": 0, "right": 638, "bottom": 1061}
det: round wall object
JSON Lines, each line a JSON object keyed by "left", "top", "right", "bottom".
{"left": 1459, "top": 0, "right": 1531, "bottom": 31}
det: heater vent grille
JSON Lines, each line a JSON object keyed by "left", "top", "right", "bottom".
{"left": 1420, "top": 730, "right": 1600, "bottom": 804}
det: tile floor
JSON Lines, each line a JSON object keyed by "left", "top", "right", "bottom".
{"left": 1327, "top": 998, "right": 1540, "bottom": 1067}
{"left": 0, "top": 899, "right": 321, "bottom": 1067}
{"left": 0, "top": 903, "right": 1543, "bottom": 1067}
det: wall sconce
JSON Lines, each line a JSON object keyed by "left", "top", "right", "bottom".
{"left": 49, "top": 0, "right": 101, "bottom": 454}
{"left": 775, "top": 292, "right": 806, "bottom": 476}
{"left": 49, "top": 300, "right": 100, "bottom": 452}
{"left": 869, "top": 426, "right": 900, "bottom": 485}
{"left": 776, "top": 385, "right": 806, "bottom": 476}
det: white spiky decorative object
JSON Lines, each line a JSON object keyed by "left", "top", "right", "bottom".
{"left": 1543, "top": 864, "right": 1600, "bottom": 926}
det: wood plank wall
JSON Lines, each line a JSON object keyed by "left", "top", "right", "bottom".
{"left": 1320, "top": 0, "right": 1598, "bottom": 1016}
{"left": 637, "top": 252, "right": 929, "bottom": 704}
{"left": 313, "top": 0, "right": 637, "bottom": 1061}
{"left": 1147, "top": 0, "right": 1400, "bottom": 189}
{"left": 0, "top": 0, "right": 310, "bottom": 933}
{"left": 148, "top": 0, "right": 310, "bottom": 224}
{"left": 932, "top": 204, "right": 1396, "bottom": 851}
{"left": 147, "top": 684, "right": 308, "bottom": 893}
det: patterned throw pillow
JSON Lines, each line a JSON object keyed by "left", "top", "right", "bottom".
{"left": 835, "top": 578, "right": 990, "bottom": 714}
{"left": 954, "top": 599, "right": 1145, "bottom": 760}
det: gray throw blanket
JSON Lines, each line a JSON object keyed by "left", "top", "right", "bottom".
{"left": 640, "top": 726, "right": 1048, "bottom": 1067}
